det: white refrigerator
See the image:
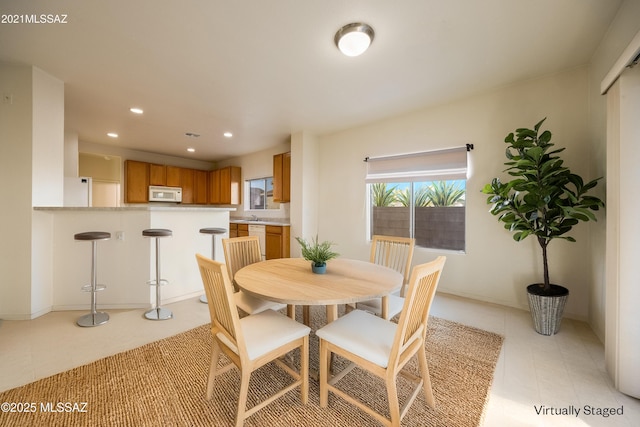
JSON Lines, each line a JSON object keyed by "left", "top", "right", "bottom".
{"left": 64, "top": 177, "right": 92, "bottom": 207}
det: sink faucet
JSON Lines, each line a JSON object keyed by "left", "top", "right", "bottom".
{"left": 251, "top": 215, "right": 259, "bottom": 221}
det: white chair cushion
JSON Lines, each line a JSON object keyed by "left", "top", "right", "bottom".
{"left": 316, "top": 309, "right": 396, "bottom": 368}
{"left": 234, "top": 291, "right": 287, "bottom": 315}
{"left": 217, "top": 309, "right": 310, "bottom": 361}
{"left": 356, "top": 294, "right": 405, "bottom": 319}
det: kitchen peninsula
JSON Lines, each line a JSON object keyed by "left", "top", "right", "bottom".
{"left": 33, "top": 206, "right": 234, "bottom": 314}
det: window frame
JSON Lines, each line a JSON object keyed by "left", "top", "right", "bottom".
{"left": 244, "top": 177, "right": 277, "bottom": 211}
{"left": 365, "top": 147, "right": 470, "bottom": 252}
{"left": 368, "top": 180, "right": 466, "bottom": 252}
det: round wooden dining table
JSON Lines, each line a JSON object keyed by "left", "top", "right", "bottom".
{"left": 234, "top": 257, "right": 403, "bottom": 323}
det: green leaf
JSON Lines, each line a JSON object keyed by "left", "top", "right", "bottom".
{"left": 538, "top": 130, "right": 552, "bottom": 144}
{"left": 534, "top": 117, "right": 547, "bottom": 132}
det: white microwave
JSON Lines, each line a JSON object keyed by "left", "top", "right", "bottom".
{"left": 149, "top": 186, "right": 182, "bottom": 203}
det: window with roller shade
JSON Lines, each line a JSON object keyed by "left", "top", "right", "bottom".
{"left": 365, "top": 147, "right": 469, "bottom": 251}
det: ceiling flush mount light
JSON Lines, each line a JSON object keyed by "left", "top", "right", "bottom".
{"left": 334, "top": 22, "right": 374, "bottom": 57}
{"left": 107, "top": 132, "right": 118, "bottom": 138}
{"left": 223, "top": 132, "right": 233, "bottom": 138}
{"left": 187, "top": 147, "right": 195, "bottom": 153}
{"left": 130, "top": 107, "right": 143, "bottom": 114}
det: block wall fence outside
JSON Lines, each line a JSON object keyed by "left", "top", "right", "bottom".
{"left": 372, "top": 206, "right": 465, "bottom": 251}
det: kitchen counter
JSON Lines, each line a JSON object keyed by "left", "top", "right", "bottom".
{"left": 35, "top": 206, "right": 235, "bottom": 212}
{"left": 32, "top": 206, "right": 233, "bottom": 313}
{"left": 230, "top": 218, "right": 290, "bottom": 226}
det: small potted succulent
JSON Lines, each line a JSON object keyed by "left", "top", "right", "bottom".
{"left": 295, "top": 235, "right": 339, "bottom": 274}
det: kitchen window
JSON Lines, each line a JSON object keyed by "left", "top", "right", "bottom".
{"left": 365, "top": 146, "right": 471, "bottom": 251}
{"left": 246, "top": 177, "right": 278, "bottom": 210}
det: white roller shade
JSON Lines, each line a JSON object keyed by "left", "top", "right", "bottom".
{"left": 365, "top": 146, "right": 468, "bottom": 183}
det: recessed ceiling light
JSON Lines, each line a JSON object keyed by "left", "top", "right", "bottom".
{"left": 107, "top": 132, "right": 118, "bottom": 138}
{"left": 130, "top": 107, "right": 143, "bottom": 114}
{"left": 187, "top": 147, "right": 195, "bottom": 152}
{"left": 224, "top": 132, "right": 233, "bottom": 138}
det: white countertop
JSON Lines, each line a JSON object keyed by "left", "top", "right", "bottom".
{"left": 230, "top": 218, "right": 290, "bottom": 226}
{"left": 34, "top": 206, "right": 236, "bottom": 212}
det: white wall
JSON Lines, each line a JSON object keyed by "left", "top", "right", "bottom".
{"left": 316, "top": 66, "right": 597, "bottom": 320}
{"left": 0, "top": 63, "right": 33, "bottom": 318}
{"left": 290, "top": 131, "right": 320, "bottom": 257}
{"left": 0, "top": 63, "right": 64, "bottom": 319}
{"left": 31, "top": 66, "right": 64, "bottom": 207}
{"left": 79, "top": 140, "right": 215, "bottom": 171}
{"left": 64, "top": 131, "right": 80, "bottom": 177}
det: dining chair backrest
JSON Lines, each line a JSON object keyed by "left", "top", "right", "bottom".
{"left": 370, "top": 235, "right": 415, "bottom": 288}
{"left": 391, "top": 256, "right": 446, "bottom": 364}
{"left": 223, "top": 236, "right": 263, "bottom": 290}
{"left": 196, "top": 253, "right": 244, "bottom": 353}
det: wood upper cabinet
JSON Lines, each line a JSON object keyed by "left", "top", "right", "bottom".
{"left": 149, "top": 164, "right": 166, "bottom": 186}
{"left": 273, "top": 152, "right": 291, "bottom": 203}
{"left": 209, "top": 166, "right": 241, "bottom": 205}
{"left": 166, "top": 166, "right": 181, "bottom": 187}
{"left": 208, "top": 168, "right": 221, "bottom": 204}
{"left": 179, "top": 167, "right": 195, "bottom": 204}
{"left": 194, "top": 169, "right": 208, "bottom": 204}
{"left": 126, "top": 159, "right": 245, "bottom": 206}
{"left": 124, "top": 160, "right": 149, "bottom": 203}
{"left": 265, "top": 225, "right": 290, "bottom": 259}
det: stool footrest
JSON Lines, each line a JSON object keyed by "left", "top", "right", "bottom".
{"left": 81, "top": 284, "right": 107, "bottom": 292}
{"left": 146, "top": 279, "right": 169, "bottom": 287}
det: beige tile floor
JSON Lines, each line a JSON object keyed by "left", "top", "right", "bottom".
{"left": 0, "top": 293, "right": 638, "bottom": 426}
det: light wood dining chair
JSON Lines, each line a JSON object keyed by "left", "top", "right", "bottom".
{"left": 222, "top": 236, "right": 287, "bottom": 315}
{"left": 355, "top": 235, "right": 415, "bottom": 319}
{"left": 196, "top": 254, "right": 310, "bottom": 427}
{"left": 317, "top": 256, "right": 446, "bottom": 427}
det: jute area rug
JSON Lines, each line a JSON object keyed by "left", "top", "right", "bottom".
{"left": 0, "top": 310, "right": 503, "bottom": 427}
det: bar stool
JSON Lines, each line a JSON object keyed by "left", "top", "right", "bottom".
{"left": 143, "top": 228, "right": 173, "bottom": 320}
{"left": 198, "top": 227, "right": 227, "bottom": 303}
{"left": 75, "top": 231, "right": 111, "bottom": 327}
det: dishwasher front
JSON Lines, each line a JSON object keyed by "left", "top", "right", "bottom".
{"left": 248, "top": 225, "right": 266, "bottom": 259}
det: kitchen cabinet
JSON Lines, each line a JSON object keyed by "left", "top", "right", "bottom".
{"left": 179, "top": 168, "right": 195, "bottom": 204}
{"left": 273, "top": 152, "right": 291, "bottom": 203}
{"left": 166, "top": 166, "right": 181, "bottom": 187}
{"left": 149, "top": 164, "right": 166, "bottom": 186}
{"left": 124, "top": 159, "right": 232, "bottom": 205}
{"left": 208, "top": 169, "right": 221, "bottom": 204}
{"left": 124, "top": 160, "right": 149, "bottom": 203}
{"left": 194, "top": 169, "right": 208, "bottom": 204}
{"left": 209, "top": 166, "right": 241, "bottom": 205}
{"left": 229, "top": 223, "right": 238, "bottom": 238}
{"left": 265, "top": 225, "right": 290, "bottom": 259}
{"left": 237, "top": 223, "right": 249, "bottom": 237}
